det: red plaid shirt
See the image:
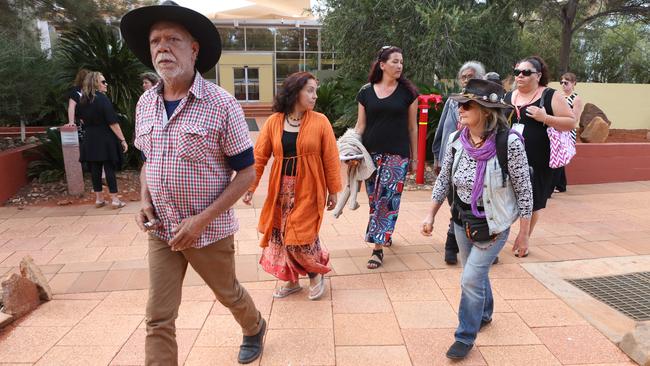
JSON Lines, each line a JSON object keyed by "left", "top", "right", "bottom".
{"left": 134, "top": 73, "right": 253, "bottom": 248}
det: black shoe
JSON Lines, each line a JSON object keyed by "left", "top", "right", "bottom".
{"left": 492, "top": 256, "right": 499, "bottom": 265}
{"left": 446, "top": 341, "right": 473, "bottom": 359}
{"left": 444, "top": 249, "right": 458, "bottom": 265}
{"left": 238, "top": 317, "right": 266, "bottom": 364}
{"left": 480, "top": 317, "right": 492, "bottom": 330}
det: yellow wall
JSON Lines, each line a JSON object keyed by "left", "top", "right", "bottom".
{"left": 548, "top": 82, "right": 650, "bottom": 130}
{"left": 218, "top": 52, "right": 274, "bottom": 103}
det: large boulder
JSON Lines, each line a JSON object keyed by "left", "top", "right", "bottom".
{"left": 580, "top": 103, "right": 612, "bottom": 129}
{"left": 580, "top": 116, "right": 610, "bottom": 143}
{"left": 1, "top": 273, "right": 40, "bottom": 318}
{"left": 20, "top": 256, "right": 52, "bottom": 301}
{"left": 619, "top": 322, "right": 650, "bottom": 366}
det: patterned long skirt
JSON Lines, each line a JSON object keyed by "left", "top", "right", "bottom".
{"left": 364, "top": 153, "right": 410, "bottom": 245}
{"left": 259, "top": 175, "right": 331, "bottom": 282}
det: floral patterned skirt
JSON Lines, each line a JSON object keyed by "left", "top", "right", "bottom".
{"left": 364, "top": 153, "right": 410, "bottom": 245}
{"left": 259, "top": 175, "right": 331, "bottom": 282}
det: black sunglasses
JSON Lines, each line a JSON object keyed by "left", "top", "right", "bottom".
{"left": 101, "top": 80, "right": 108, "bottom": 85}
{"left": 513, "top": 69, "right": 537, "bottom": 77}
{"left": 459, "top": 101, "right": 475, "bottom": 110}
{"left": 560, "top": 80, "right": 570, "bottom": 85}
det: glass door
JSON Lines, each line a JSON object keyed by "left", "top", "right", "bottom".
{"left": 234, "top": 67, "right": 259, "bottom": 102}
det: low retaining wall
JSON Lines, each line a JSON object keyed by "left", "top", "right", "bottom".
{"left": 567, "top": 143, "right": 650, "bottom": 185}
{"left": 0, "top": 144, "right": 39, "bottom": 204}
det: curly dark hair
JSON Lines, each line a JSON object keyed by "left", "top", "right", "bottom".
{"left": 273, "top": 72, "right": 317, "bottom": 115}
{"left": 368, "top": 46, "right": 418, "bottom": 98}
{"left": 517, "top": 55, "right": 550, "bottom": 86}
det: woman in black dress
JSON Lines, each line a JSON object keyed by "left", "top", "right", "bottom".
{"left": 77, "top": 72, "right": 128, "bottom": 209}
{"left": 504, "top": 56, "right": 576, "bottom": 256}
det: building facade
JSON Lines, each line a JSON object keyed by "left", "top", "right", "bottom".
{"left": 202, "top": 1, "right": 338, "bottom": 103}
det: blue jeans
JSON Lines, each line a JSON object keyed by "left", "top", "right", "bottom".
{"left": 453, "top": 223, "right": 509, "bottom": 345}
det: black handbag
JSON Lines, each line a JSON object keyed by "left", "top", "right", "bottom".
{"left": 457, "top": 208, "right": 497, "bottom": 243}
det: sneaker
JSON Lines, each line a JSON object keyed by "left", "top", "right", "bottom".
{"left": 446, "top": 341, "right": 473, "bottom": 359}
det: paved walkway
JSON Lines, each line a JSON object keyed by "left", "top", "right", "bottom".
{"left": 1, "top": 179, "right": 649, "bottom": 365}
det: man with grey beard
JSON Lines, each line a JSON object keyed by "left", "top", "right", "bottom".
{"left": 120, "top": 2, "right": 265, "bottom": 364}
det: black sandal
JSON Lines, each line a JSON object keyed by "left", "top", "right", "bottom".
{"left": 367, "top": 249, "right": 384, "bottom": 269}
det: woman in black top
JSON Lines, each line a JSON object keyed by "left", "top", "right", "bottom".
{"left": 66, "top": 69, "right": 90, "bottom": 144}
{"left": 504, "top": 56, "right": 576, "bottom": 256}
{"left": 77, "top": 72, "right": 129, "bottom": 209}
{"left": 353, "top": 46, "right": 419, "bottom": 269}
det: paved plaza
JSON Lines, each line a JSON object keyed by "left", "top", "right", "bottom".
{"left": 1, "top": 178, "right": 649, "bottom": 365}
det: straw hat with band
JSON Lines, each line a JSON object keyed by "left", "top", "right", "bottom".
{"left": 120, "top": 1, "right": 221, "bottom": 74}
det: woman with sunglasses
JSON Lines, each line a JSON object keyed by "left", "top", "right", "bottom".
{"left": 421, "top": 79, "right": 533, "bottom": 359}
{"left": 504, "top": 56, "right": 576, "bottom": 257}
{"left": 353, "top": 46, "right": 419, "bottom": 269}
{"left": 77, "top": 71, "right": 128, "bottom": 209}
{"left": 550, "top": 72, "right": 584, "bottom": 194}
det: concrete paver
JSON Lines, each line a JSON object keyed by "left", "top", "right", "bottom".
{"left": 1, "top": 180, "right": 649, "bottom": 364}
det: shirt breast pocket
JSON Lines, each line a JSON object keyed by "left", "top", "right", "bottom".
{"left": 178, "top": 124, "right": 208, "bottom": 162}
{"left": 134, "top": 122, "right": 154, "bottom": 158}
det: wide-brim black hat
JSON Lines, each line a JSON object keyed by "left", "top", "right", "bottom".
{"left": 120, "top": 1, "right": 221, "bottom": 74}
{"left": 450, "top": 78, "right": 510, "bottom": 109}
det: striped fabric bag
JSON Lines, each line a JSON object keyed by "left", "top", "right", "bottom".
{"left": 547, "top": 127, "right": 576, "bottom": 168}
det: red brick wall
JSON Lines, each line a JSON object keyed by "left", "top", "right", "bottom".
{"left": 566, "top": 143, "right": 650, "bottom": 185}
{"left": 0, "top": 144, "right": 39, "bottom": 204}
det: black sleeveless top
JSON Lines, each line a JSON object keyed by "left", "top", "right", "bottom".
{"left": 504, "top": 88, "right": 555, "bottom": 170}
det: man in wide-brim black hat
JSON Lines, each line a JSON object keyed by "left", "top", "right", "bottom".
{"left": 121, "top": 2, "right": 265, "bottom": 364}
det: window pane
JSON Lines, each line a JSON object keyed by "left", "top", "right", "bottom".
{"left": 247, "top": 68, "right": 259, "bottom": 79}
{"left": 305, "top": 29, "right": 318, "bottom": 51}
{"left": 321, "top": 52, "right": 340, "bottom": 71}
{"left": 218, "top": 27, "right": 244, "bottom": 50}
{"left": 234, "top": 68, "right": 245, "bottom": 79}
{"left": 276, "top": 28, "right": 302, "bottom": 52}
{"left": 305, "top": 53, "right": 318, "bottom": 73}
{"left": 276, "top": 52, "right": 302, "bottom": 91}
{"left": 246, "top": 27, "right": 274, "bottom": 51}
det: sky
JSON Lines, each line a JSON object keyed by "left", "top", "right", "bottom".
{"left": 174, "top": 0, "right": 319, "bottom": 15}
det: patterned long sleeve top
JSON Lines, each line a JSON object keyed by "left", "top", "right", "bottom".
{"left": 431, "top": 136, "right": 533, "bottom": 219}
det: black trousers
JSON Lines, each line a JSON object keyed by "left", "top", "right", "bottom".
{"left": 552, "top": 167, "right": 567, "bottom": 192}
{"left": 89, "top": 161, "right": 117, "bottom": 193}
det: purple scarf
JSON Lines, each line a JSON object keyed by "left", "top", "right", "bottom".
{"left": 459, "top": 128, "right": 497, "bottom": 217}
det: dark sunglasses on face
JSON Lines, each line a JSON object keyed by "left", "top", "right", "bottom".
{"left": 101, "top": 80, "right": 108, "bottom": 85}
{"left": 560, "top": 80, "right": 570, "bottom": 85}
{"left": 459, "top": 101, "right": 474, "bottom": 110}
{"left": 513, "top": 69, "right": 537, "bottom": 77}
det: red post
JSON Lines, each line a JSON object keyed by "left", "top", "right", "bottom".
{"left": 416, "top": 94, "right": 443, "bottom": 184}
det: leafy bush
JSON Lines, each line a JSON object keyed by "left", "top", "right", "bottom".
{"left": 27, "top": 128, "right": 65, "bottom": 183}
{"left": 315, "top": 74, "right": 365, "bottom": 136}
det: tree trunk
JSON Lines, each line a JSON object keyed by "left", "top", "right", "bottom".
{"left": 20, "top": 119, "right": 26, "bottom": 142}
{"left": 558, "top": 0, "right": 578, "bottom": 77}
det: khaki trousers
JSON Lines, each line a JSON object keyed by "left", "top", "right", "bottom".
{"left": 145, "top": 234, "right": 262, "bottom": 366}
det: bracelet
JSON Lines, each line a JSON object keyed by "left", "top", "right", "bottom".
{"left": 120, "top": 139, "right": 126, "bottom": 142}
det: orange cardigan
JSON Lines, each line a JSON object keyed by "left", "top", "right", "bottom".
{"left": 250, "top": 111, "right": 342, "bottom": 247}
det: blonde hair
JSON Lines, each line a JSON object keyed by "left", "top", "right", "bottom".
{"left": 73, "top": 68, "right": 91, "bottom": 87}
{"left": 480, "top": 105, "right": 509, "bottom": 138}
{"left": 81, "top": 72, "right": 103, "bottom": 104}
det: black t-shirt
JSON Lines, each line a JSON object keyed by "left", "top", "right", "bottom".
{"left": 357, "top": 82, "right": 417, "bottom": 158}
{"left": 76, "top": 92, "right": 118, "bottom": 128}
{"left": 68, "top": 87, "right": 82, "bottom": 103}
{"left": 281, "top": 130, "right": 298, "bottom": 176}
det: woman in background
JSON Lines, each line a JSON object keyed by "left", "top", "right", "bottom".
{"left": 77, "top": 71, "right": 128, "bottom": 209}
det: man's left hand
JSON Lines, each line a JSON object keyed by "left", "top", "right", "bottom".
{"left": 169, "top": 214, "right": 210, "bottom": 251}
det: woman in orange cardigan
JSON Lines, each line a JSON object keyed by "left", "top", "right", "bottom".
{"left": 243, "top": 72, "right": 342, "bottom": 300}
